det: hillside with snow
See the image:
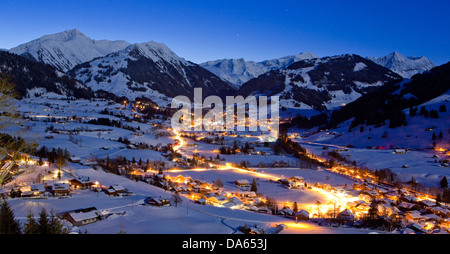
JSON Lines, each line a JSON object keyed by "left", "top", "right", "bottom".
{"left": 237, "top": 54, "right": 402, "bottom": 112}
{"left": 68, "top": 41, "right": 236, "bottom": 103}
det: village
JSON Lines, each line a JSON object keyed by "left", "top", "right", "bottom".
{"left": 0, "top": 95, "right": 448, "bottom": 234}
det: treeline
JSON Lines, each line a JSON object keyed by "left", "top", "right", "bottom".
{"left": 0, "top": 133, "right": 37, "bottom": 155}
{"left": 271, "top": 128, "right": 326, "bottom": 168}
{"left": 85, "top": 118, "right": 138, "bottom": 132}
{"left": 328, "top": 62, "right": 450, "bottom": 129}
{"left": 0, "top": 51, "right": 94, "bottom": 99}
{"left": 0, "top": 200, "right": 68, "bottom": 234}
{"left": 36, "top": 146, "right": 70, "bottom": 171}
{"left": 287, "top": 62, "right": 450, "bottom": 130}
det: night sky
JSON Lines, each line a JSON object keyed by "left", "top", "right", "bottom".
{"left": 1, "top": 0, "right": 449, "bottom": 65}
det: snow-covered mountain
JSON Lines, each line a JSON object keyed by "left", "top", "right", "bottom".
{"left": 200, "top": 52, "right": 318, "bottom": 88}
{"left": 368, "top": 51, "right": 435, "bottom": 79}
{"left": 69, "top": 41, "right": 235, "bottom": 103}
{"left": 9, "top": 29, "right": 130, "bottom": 72}
{"left": 0, "top": 51, "right": 93, "bottom": 99}
{"left": 237, "top": 54, "right": 402, "bottom": 111}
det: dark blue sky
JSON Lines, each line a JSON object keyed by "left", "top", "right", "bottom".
{"left": 1, "top": 0, "right": 449, "bottom": 65}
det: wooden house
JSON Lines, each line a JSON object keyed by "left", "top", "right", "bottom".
{"left": 105, "top": 184, "right": 126, "bottom": 196}
{"left": 69, "top": 176, "right": 95, "bottom": 189}
{"left": 234, "top": 179, "right": 249, "bottom": 187}
{"left": 20, "top": 184, "right": 45, "bottom": 197}
{"left": 52, "top": 183, "right": 70, "bottom": 196}
{"left": 144, "top": 197, "right": 171, "bottom": 206}
{"left": 295, "top": 210, "right": 310, "bottom": 220}
{"left": 61, "top": 207, "right": 101, "bottom": 226}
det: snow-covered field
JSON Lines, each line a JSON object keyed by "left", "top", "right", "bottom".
{"left": 292, "top": 91, "right": 450, "bottom": 188}
{"left": 6, "top": 163, "right": 379, "bottom": 234}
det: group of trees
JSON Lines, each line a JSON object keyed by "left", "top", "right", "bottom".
{"left": 85, "top": 118, "right": 137, "bottom": 132}
{"left": 0, "top": 200, "right": 68, "bottom": 234}
{"left": 271, "top": 128, "right": 326, "bottom": 169}
{"left": 0, "top": 74, "right": 38, "bottom": 185}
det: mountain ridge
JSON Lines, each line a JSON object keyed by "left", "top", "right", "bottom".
{"left": 9, "top": 29, "right": 131, "bottom": 72}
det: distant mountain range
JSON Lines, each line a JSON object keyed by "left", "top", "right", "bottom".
{"left": 237, "top": 54, "right": 402, "bottom": 111}
{"left": 200, "top": 52, "right": 318, "bottom": 88}
{"left": 2, "top": 29, "right": 443, "bottom": 114}
{"left": 202, "top": 51, "right": 435, "bottom": 88}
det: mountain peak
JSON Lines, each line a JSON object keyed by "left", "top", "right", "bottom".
{"left": 368, "top": 52, "right": 435, "bottom": 78}
{"left": 9, "top": 29, "right": 130, "bottom": 72}
{"left": 126, "top": 41, "right": 191, "bottom": 66}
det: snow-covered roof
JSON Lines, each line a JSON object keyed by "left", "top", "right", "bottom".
{"left": 69, "top": 210, "right": 99, "bottom": 222}
{"left": 109, "top": 184, "right": 125, "bottom": 191}
{"left": 229, "top": 197, "right": 244, "bottom": 206}
{"left": 295, "top": 210, "right": 309, "bottom": 217}
{"left": 235, "top": 179, "right": 249, "bottom": 184}
{"left": 52, "top": 183, "right": 70, "bottom": 190}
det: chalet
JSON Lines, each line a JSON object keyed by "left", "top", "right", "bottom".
{"left": 223, "top": 197, "right": 245, "bottom": 209}
{"left": 427, "top": 206, "right": 450, "bottom": 217}
{"left": 20, "top": 184, "right": 45, "bottom": 197}
{"left": 204, "top": 193, "right": 220, "bottom": 205}
{"left": 418, "top": 199, "right": 436, "bottom": 208}
{"left": 295, "top": 210, "right": 310, "bottom": 220}
{"left": 288, "top": 180, "right": 303, "bottom": 189}
{"left": 394, "top": 149, "right": 407, "bottom": 154}
{"left": 196, "top": 198, "right": 206, "bottom": 205}
{"left": 398, "top": 202, "right": 419, "bottom": 211}
{"left": 279, "top": 208, "right": 295, "bottom": 217}
{"left": 144, "top": 197, "right": 171, "bottom": 206}
{"left": 52, "top": 183, "right": 71, "bottom": 196}
{"left": 234, "top": 179, "right": 249, "bottom": 187}
{"left": 337, "top": 209, "right": 355, "bottom": 223}
{"left": 61, "top": 207, "right": 101, "bottom": 226}
{"left": 257, "top": 207, "right": 271, "bottom": 214}
{"left": 234, "top": 191, "right": 257, "bottom": 198}
{"left": 68, "top": 156, "right": 81, "bottom": 163}
{"left": 407, "top": 223, "right": 428, "bottom": 234}
{"left": 69, "top": 176, "right": 94, "bottom": 189}
{"left": 81, "top": 160, "right": 98, "bottom": 167}
{"left": 105, "top": 185, "right": 126, "bottom": 196}
{"left": 405, "top": 211, "right": 423, "bottom": 222}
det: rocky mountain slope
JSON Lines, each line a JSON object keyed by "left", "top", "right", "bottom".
{"left": 68, "top": 41, "right": 236, "bottom": 103}
{"left": 237, "top": 54, "right": 402, "bottom": 111}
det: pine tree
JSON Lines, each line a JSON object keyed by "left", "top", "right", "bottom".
{"left": 48, "top": 210, "right": 68, "bottom": 234}
{"left": 250, "top": 178, "right": 257, "bottom": 192}
{"left": 37, "top": 208, "right": 50, "bottom": 234}
{"left": 0, "top": 199, "right": 21, "bottom": 234}
{"left": 293, "top": 202, "right": 299, "bottom": 213}
{"left": 23, "top": 211, "right": 39, "bottom": 234}
{"left": 38, "top": 155, "right": 43, "bottom": 166}
{"left": 440, "top": 176, "right": 448, "bottom": 189}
